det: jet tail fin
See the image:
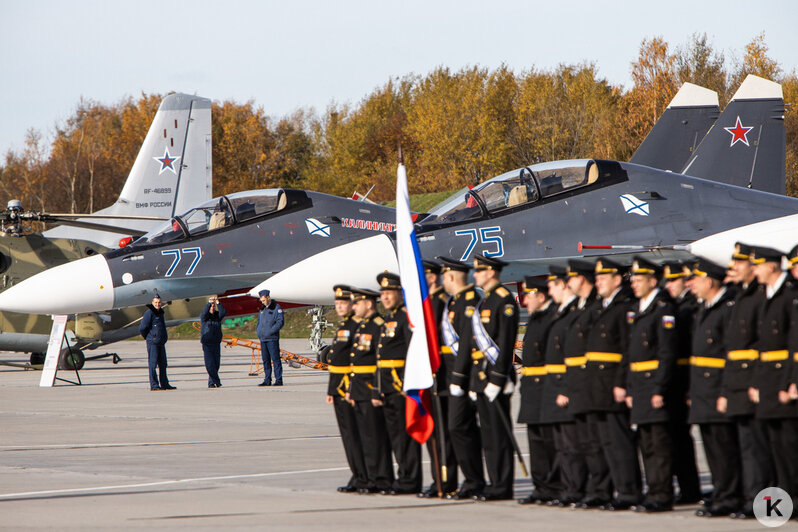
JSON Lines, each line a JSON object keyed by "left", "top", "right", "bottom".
{"left": 680, "top": 75, "right": 785, "bottom": 194}
{"left": 43, "top": 93, "right": 213, "bottom": 247}
{"left": 630, "top": 82, "right": 719, "bottom": 172}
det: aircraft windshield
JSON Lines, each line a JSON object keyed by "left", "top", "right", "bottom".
{"left": 135, "top": 189, "right": 288, "bottom": 245}
{"left": 425, "top": 160, "right": 598, "bottom": 224}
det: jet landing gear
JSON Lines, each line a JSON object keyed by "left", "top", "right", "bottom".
{"left": 307, "top": 305, "right": 330, "bottom": 362}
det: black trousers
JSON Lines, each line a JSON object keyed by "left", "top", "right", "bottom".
{"left": 552, "top": 422, "right": 586, "bottom": 502}
{"left": 526, "top": 424, "right": 562, "bottom": 499}
{"left": 736, "top": 415, "right": 775, "bottom": 510}
{"left": 573, "top": 412, "right": 612, "bottom": 502}
{"left": 354, "top": 400, "right": 394, "bottom": 491}
{"left": 591, "top": 410, "right": 642, "bottom": 504}
{"left": 476, "top": 393, "right": 514, "bottom": 498}
{"left": 638, "top": 423, "right": 673, "bottom": 505}
{"left": 333, "top": 396, "right": 368, "bottom": 489}
{"left": 699, "top": 422, "right": 742, "bottom": 511}
{"left": 425, "top": 394, "right": 459, "bottom": 493}
{"left": 668, "top": 415, "right": 701, "bottom": 500}
{"left": 381, "top": 392, "right": 422, "bottom": 492}
{"left": 201, "top": 342, "right": 221, "bottom": 386}
{"left": 764, "top": 417, "right": 798, "bottom": 511}
{"left": 448, "top": 394, "right": 485, "bottom": 492}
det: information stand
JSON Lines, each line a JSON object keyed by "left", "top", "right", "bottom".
{"left": 39, "top": 315, "right": 81, "bottom": 387}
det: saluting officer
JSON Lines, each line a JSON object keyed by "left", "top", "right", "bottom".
{"left": 345, "top": 287, "right": 394, "bottom": 493}
{"left": 374, "top": 272, "right": 422, "bottom": 495}
{"left": 661, "top": 261, "right": 702, "bottom": 504}
{"left": 325, "top": 285, "right": 369, "bottom": 494}
{"left": 749, "top": 246, "right": 798, "bottom": 512}
{"left": 688, "top": 259, "right": 743, "bottom": 517}
{"left": 721, "top": 244, "right": 775, "bottom": 519}
{"left": 441, "top": 256, "right": 486, "bottom": 500}
{"left": 563, "top": 260, "right": 610, "bottom": 509}
{"left": 516, "top": 276, "right": 562, "bottom": 505}
{"left": 586, "top": 258, "right": 641, "bottom": 511}
{"left": 626, "top": 257, "right": 679, "bottom": 513}
{"left": 466, "top": 254, "right": 519, "bottom": 501}
{"left": 538, "top": 265, "right": 580, "bottom": 506}
{"left": 419, "top": 260, "right": 459, "bottom": 497}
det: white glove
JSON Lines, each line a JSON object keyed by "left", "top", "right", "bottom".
{"left": 449, "top": 384, "right": 465, "bottom": 397}
{"left": 484, "top": 382, "right": 501, "bottom": 402}
{"left": 469, "top": 391, "right": 478, "bottom": 402}
{"left": 503, "top": 380, "right": 515, "bottom": 395}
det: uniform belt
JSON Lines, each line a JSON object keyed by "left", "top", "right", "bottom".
{"left": 471, "top": 350, "right": 484, "bottom": 360}
{"left": 564, "top": 356, "right": 587, "bottom": 366}
{"left": 689, "top": 356, "right": 725, "bottom": 368}
{"left": 727, "top": 349, "right": 759, "bottom": 361}
{"left": 760, "top": 350, "right": 788, "bottom": 362}
{"left": 630, "top": 360, "right": 659, "bottom": 372}
{"left": 328, "top": 364, "right": 376, "bottom": 374}
{"left": 676, "top": 358, "right": 689, "bottom": 366}
{"left": 586, "top": 352, "right": 623, "bottom": 363}
{"left": 520, "top": 366, "right": 547, "bottom": 376}
{"left": 545, "top": 364, "right": 566, "bottom": 374}
{"left": 794, "top": 352, "right": 798, "bottom": 362}
{"left": 440, "top": 346, "right": 453, "bottom": 355}
{"left": 377, "top": 359, "right": 405, "bottom": 368}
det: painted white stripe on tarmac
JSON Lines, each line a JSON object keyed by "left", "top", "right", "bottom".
{"left": 0, "top": 466, "right": 351, "bottom": 500}
{"left": 0, "top": 435, "right": 339, "bottom": 451}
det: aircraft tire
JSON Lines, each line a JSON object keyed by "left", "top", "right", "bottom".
{"left": 59, "top": 349, "right": 85, "bottom": 371}
{"left": 319, "top": 345, "right": 332, "bottom": 365}
{"left": 30, "top": 352, "right": 45, "bottom": 365}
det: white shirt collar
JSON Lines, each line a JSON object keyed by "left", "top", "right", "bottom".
{"left": 767, "top": 272, "right": 788, "bottom": 299}
{"left": 638, "top": 288, "right": 660, "bottom": 313}
{"left": 704, "top": 287, "right": 727, "bottom": 308}
{"left": 602, "top": 287, "right": 621, "bottom": 309}
{"left": 559, "top": 295, "right": 576, "bottom": 312}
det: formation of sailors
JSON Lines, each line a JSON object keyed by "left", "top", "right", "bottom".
{"left": 325, "top": 243, "right": 798, "bottom": 520}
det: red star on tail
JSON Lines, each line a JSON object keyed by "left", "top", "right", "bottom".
{"left": 724, "top": 116, "right": 754, "bottom": 147}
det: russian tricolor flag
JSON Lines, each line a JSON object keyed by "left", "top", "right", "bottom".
{"left": 396, "top": 162, "right": 441, "bottom": 444}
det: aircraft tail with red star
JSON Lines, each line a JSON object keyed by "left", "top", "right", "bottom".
{"left": 680, "top": 75, "right": 785, "bottom": 195}
{"left": 43, "top": 93, "right": 213, "bottom": 247}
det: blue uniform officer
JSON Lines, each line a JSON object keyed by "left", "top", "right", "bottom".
{"left": 200, "top": 295, "right": 226, "bottom": 388}
{"left": 139, "top": 295, "right": 175, "bottom": 390}
{"left": 257, "top": 289, "right": 285, "bottom": 386}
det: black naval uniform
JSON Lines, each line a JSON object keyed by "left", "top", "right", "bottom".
{"left": 348, "top": 312, "right": 394, "bottom": 492}
{"left": 721, "top": 279, "right": 774, "bottom": 514}
{"left": 517, "top": 300, "right": 562, "bottom": 502}
{"left": 584, "top": 286, "right": 642, "bottom": 507}
{"left": 424, "top": 286, "right": 458, "bottom": 495}
{"left": 453, "top": 281, "right": 519, "bottom": 500}
{"left": 563, "top": 290, "right": 611, "bottom": 506}
{"left": 539, "top": 296, "right": 581, "bottom": 503}
{"left": 754, "top": 274, "right": 798, "bottom": 509}
{"left": 626, "top": 289, "right": 678, "bottom": 508}
{"left": 689, "top": 288, "right": 742, "bottom": 514}
{"left": 669, "top": 290, "right": 702, "bottom": 502}
{"left": 375, "top": 304, "right": 423, "bottom": 493}
{"left": 446, "top": 284, "right": 486, "bottom": 496}
{"left": 327, "top": 312, "right": 369, "bottom": 491}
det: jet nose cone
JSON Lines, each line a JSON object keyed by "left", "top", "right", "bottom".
{"left": 0, "top": 254, "right": 114, "bottom": 314}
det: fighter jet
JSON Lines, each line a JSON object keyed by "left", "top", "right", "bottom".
{"left": 0, "top": 93, "right": 214, "bottom": 366}
{"left": 1, "top": 76, "right": 786, "bottom": 314}
{"left": 248, "top": 76, "right": 790, "bottom": 304}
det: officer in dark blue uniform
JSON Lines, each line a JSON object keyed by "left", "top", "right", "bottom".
{"left": 256, "top": 289, "right": 284, "bottom": 386}
{"left": 200, "top": 295, "right": 226, "bottom": 388}
{"left": 689, "top": 259, "right": 742, "bottom": 517}
{"left": 139, "top": 294, "right": 175, "bottom": 390}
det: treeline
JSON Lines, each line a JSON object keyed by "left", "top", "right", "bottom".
{"left": 2, "top": 33, "right": 796, "bottom": 214}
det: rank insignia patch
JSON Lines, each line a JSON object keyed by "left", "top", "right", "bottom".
{"left": 662, "top": 315, "right": 675, "bottom": 329}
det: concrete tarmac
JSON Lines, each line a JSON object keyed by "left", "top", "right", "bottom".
{"left": 0, "top": 340, "right": 768, "bottom": 530}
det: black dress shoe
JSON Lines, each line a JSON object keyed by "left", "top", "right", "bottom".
{"left": 573, "top": 498, "right": 608, "bottom": 509}
{"left": 150, "top": 386, "right": 161, "bottom": 391}
{"left": 274, "top": 380, "right": 283, "bottom": 386}
{"left": 695, "top": 505, "right": 734, "bottom": 517}
{"left": 599, "top": 500, "right": 634, "bottom": 511}
{"left": 417, "top": 486, "right": 439, "bottom": 498}
{"left": 631, "top": 501, "right": 672, "bottom": 513}
{"left": 476, "top": 493, "right": 512, "bottom": 501}
{"left": 337, "top": 485, "right": 357, "bottom": 493}
{"left": 161, "top": 384, "right": 177, "bottom": 390}
{"left": 518, "top": 494, "right": 539, "bottom": 505}
{"left": 729, "top": 510, "right": 754, "bottom": 519}
{"left": 448, "top": 489, "right": 480, "bottom": 500}
{"left": 258, "top": 381, "right": 271, "bottom": 386}
{"left": 357, "top": 487, "right": 378, "bottom": 494}
{"left": 208, "top": 383, "right": 217, "bottom": 388}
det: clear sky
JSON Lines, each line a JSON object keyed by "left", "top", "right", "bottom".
{"left": 0, "top": 0, "right": 795, "bottom": 156}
